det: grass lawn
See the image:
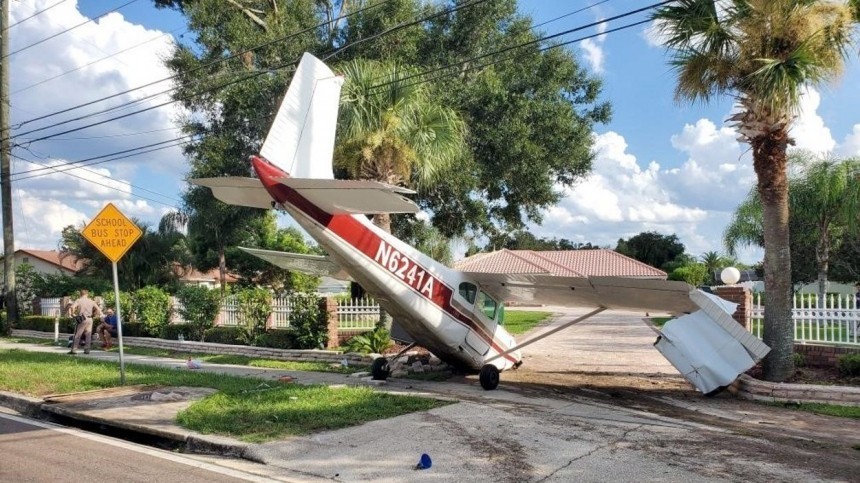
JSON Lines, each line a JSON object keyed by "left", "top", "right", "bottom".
{"left": 2, "top": 337, "right": 368, "bottom": 374}
{"left": 503, "top": 310, "right": 553, "bottom": 335}
{"left": 650, "top": 317, "right": 673, "bottom": 328}
{"left": 0, "top": 348, "right": 448, "bottom": 442}
{"left": 772, "top": 402, "right": 860, "bottom": 420}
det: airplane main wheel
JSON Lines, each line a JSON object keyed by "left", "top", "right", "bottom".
{"left": 479, "top": 364, "right": 500, "bottom": 390}
{"left": 371, "top": 357, "right": 390, "bottom": 380}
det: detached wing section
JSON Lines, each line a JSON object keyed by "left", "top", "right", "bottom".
{"left": 191, "top": 177, "right": 273, "bottom": 209}
{"left": 239, "top": 247, "right": 352, "bottom": 281}
{"left": 462, "top": 272, "right": 698, "bottom": 314}
{"left": 278, "top": 178, "right": 419, "bottom": 214}
{"left": 460, "top": 271, "right": 770, "bottom": 394}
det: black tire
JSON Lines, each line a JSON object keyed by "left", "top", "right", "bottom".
{"left": 479, "top": 364, "right": 500, "bottom": 390}
{"left": 371, "top": 357, "right": 390, "bottom": 380}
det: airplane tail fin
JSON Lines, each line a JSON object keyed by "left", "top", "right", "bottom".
{"left": 260, "top": 52, "right": 343, "bottom": 180}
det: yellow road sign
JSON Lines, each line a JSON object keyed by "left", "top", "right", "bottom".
{"left": 81, "top": 203, "right": 143, "bottom": 263}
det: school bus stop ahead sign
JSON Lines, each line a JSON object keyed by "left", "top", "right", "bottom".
{"left": 81, "top": 203, "right": 143, "bottom": 262}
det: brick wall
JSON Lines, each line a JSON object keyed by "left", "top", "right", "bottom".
{"left": 794, "top": 343, "right": 860, "bottom": 368}
{"left": 711, "top": 285, "right": 752, "bottom": 329}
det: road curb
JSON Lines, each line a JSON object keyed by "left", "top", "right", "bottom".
{"left": 0, "top": 391, "right": 44, "bottom": 417}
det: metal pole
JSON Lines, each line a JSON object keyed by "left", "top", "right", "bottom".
{"left": 112, "top": 262, "right": 125, "bottom": 384}
{"left": 1, "top": 0, "right": 18, "bottom": 326}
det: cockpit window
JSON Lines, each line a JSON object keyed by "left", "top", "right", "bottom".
{"left": 475, "top": 291, "right": 497, "bottom": 320}
{"left": 459, "top": 282, "right": 477, "bottom": 304}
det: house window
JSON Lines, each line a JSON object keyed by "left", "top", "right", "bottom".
{"left": 22, "top": 257, "right": 29, "bottom": 264}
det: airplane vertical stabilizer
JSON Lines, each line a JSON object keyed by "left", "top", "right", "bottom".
{"left": 260, "top": 52, "right": 344, "bottom": 180}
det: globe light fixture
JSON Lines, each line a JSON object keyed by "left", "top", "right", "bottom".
{"left": 720, "top": 267, "right": 741, "bottom": 285}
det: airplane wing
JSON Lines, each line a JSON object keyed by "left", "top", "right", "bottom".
{"left": 277, "top": 178, "right": 419, "bottom": 214}
{"left": 191, "top": 177, "right": 273, "bottom": 209}
{"left": 461, "top": 271, "right": 698, "bottom": 315}
{"left": 191, "top": 177, "right": 419, "bottom": 215}
{"left": 239, "top": 247, "right": 352, "bottom": 281}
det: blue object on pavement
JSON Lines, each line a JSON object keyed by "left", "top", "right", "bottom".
{"left": 415, "top": 453, "right": 432, "bottom": 470}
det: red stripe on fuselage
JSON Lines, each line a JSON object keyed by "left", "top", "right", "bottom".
{"left": 250, "top": 157, "right": 516, "bottom": 363}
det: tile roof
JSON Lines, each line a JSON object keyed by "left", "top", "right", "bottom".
{"left": 17, "top": 249, "right": 83, "bottom": 272}
{"left": 454, "top": 249, "right": 666, "bottom": 279}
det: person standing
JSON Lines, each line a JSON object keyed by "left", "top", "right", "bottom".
{"left": 68, "top": 289, "right": 102, "bottom": 355}
{"left": 95, "top": 308, "right": 118, "bottom": 350}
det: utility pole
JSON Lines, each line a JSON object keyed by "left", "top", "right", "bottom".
{"left": 1, "top": 0, "right": 18, "bottom": 326}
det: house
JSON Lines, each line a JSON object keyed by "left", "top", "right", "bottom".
{"left": 173, "top": 265, "right": 239, "bottom": 289}
{"left": 453, "top": 248, "right": 667, "bottom": 279}
{"left": 0, "top": 249, "right": 82, "bottom": 277}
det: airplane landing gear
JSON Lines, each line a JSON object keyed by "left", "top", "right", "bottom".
{"left": 479, "top": 364, "right": 500, "bottom": 390}
{"left": 371, "top": 357, "right": 391, "bottom": 380}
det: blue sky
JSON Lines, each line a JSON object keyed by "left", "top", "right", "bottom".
{"left": 6, "top": 0, "right": 860, "bottom": 264}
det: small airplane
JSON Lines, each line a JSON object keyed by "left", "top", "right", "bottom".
{"left": 193, "top": 53, "right": 769, "bottom": 394}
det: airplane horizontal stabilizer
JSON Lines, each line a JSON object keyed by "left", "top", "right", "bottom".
{"left": 239, "top": 247, "right": 352, "bottom": 280}
{"left": 278, "top": 178, "right": 419, "bottom": 214}
{"left": 190, "top": 177, "right": 273, "bottom": 210}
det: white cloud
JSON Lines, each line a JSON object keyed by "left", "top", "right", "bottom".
{"left": 791, "top": 89, "right": 836, "bottom": 153}
{"left": 7, "top": 0, "right": 184, "bottom": 249}
{"left": 642, "top": 20, "right": 668, "bottom": 48}
{"left": 835, "top": 124, "right": 860, "bottom": 157}
{"left": 579, "top": 19, "right": 607, "bottom": 73}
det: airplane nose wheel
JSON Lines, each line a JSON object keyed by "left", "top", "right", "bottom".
{"left": 479, "top": 364, "right": 500, "bottom": 390}
{"left": 371, "top": 357, "right": 391, "bottom": 380}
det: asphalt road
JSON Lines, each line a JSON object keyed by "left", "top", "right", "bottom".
{"left": 0, "top": 411, "right": 263, "bottom": 483}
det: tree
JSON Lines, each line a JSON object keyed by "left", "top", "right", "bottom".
{"left": 725, "top": 154, "right": 860, "bottom": 297}
{"left": 700, "top": 251, "right": 731, "bottom": 284}
{"left": 653, "top": 0, "right": 859, "bottom": 382}
{"left": 615, "top": 232, "right": 686, "bottom": 270}
{"left": 335, "top": 58, "right": 467, "bottom": 233}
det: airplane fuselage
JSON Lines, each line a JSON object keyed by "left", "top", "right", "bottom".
{"left": 251, "top": 156, "right": 521, "bottom": 372}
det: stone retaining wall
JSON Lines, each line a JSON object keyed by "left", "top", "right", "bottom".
{"left": 12, "top": 329, "right": 374, "bottom": 365}
{"left": 735, "top": 374, "right": 860, "bottom": 407}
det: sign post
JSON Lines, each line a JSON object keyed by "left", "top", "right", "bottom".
{"left": 81, "top": 203, "right": 142, "bottom": 384}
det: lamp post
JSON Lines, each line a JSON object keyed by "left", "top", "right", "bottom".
{"left": 720, "top": 267, "right": 741, "bottom": 285}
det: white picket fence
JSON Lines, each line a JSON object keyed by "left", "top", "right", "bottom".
{"left": 40, "top": 295, "right": 379, "bottom": 331}
{"left": 750, "top": 293, "right": 860, "bottom": 346}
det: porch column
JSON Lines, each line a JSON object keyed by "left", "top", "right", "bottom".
{"left": 711, "top": 285, "right": 752, "bottom": 330}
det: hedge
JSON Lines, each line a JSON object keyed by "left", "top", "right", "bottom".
{"left": 203, "top": 326, "right": 244, "bottom": 345}
{"left": 255, "top": 329, "right": 299, "bottom": 349}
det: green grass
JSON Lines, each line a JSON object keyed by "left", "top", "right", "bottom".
{"left": 650, "top": 317, "right": 673, "bottom": 328}
{"left": 0, "top": 349, "right": 448, "bottom": 442}
{"left": 503, "top": 310, "right": 553, "bottom": 335}
{"left": 2, "top": 339, "right": 368, "bottom": 374}
{"left": 773, "top": 402, "right": 860, "bottom": 419}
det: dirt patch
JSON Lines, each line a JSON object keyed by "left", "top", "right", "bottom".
{"left": 749, "top": 363, "right": 860, "bottom": 387}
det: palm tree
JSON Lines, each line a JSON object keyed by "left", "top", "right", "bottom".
{"left": 725, "top": 154, "right": 860, "bottom": 300}
{"left": 700, "top": 251, "right": 727, "bottom": 284}
{"left": 335, "top": 58, "right": 468, "bottom": 233}
{"left": 653, "top": 0, "right": 859, "bottom": 381}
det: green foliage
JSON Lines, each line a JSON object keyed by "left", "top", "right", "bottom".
{"left": 616, "top": 232, "right": 686, "bottom": 270}
{"left": 102, "top": 291, "right": 133, "bottom": 322}
{"left": 133, "top": 286, "right": 171, "bottom": 337}
{"left": 202, "top": 326, "right": 244, "bottom": 345}
{"left": 793, "top": 352, "right": 807, "bottom": 368}
{"left": 176, "top": 286, "right": 222, "bottom": 342}
{"left": 120, "top": 322, "right": 149, "bottom": 338}
{"left": 501, "top": 311, "right": 552, "bottom": 335}
{"left": 160, "top": 324, "right": 187, "bottom": 341}
{"left": 344, "top": 326, "right": 393, "bottom": 354}
{"left": 0, "top": 312, "right": 8, "bottom": 336}
{"left": 668, "top": 264, "right": 708, "bottom": 287}
{"left": 14, "top": 263, "right": 42, "bottom": 315}
{"left": 837, "top": 353, "right": 860, "bottom": 377}
{"left": 35, "top": 272, "right": 111, "bottom": 298}
{"left": 16, "top": 315, "right": 75, "bottom": 333}
{"left": 254, "top": 329, "right": 298, "bottom": 350}
{"left": 287, "top": 293, "right": 326, "bottom": 349}
{"left": 235, "top": 288, "right": 273, "bottom": 345}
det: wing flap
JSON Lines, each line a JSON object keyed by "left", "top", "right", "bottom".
{"left": 190, "top": 177, "right": 273, "bottom": 210}
{"left": 278, "top": 178, "right": 419, "bottom": 214}
{"left": 239, "top": 247, "right": 352, "bottom": 280}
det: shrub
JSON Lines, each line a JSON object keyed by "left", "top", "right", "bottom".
{"left": 668, "top": 264, "right": 708, "bottom": 287}
{"left": 203, "top": 326, "right": 244, "bottom": 345}
{"left": 118, "top": 322, "right": 148, "bottom": 337}
{"left": 133, "top": 286, "right": 170, "bottom": 336}
{"left": 345, "top": 326, "right": 393, "bottom": 354}
{"left": 0, "top": 311, "right": 7, "bottom": 336}
{"left": 161, "top": 324, "right": 188, "bottom": 340}
{"left": 235, "top": 288, "right": 273, "bottom": 345}
{"left": 255, "top": 329, "right": 298, "bottom": 349}
{"left": 17, "top": 315, "right": 74, "bottom": 332}
{"left": 837, "top": 353, "right": 860, "bottom": 377}
{"left": 176, "top": 285, "right": 221, "bottom": 342}
{"left": 15, "top": 263, "right": 42, "bottom": 316}
{"left": 793, "top": 352, "right": 806, "bottom": 368}
{"left": 289, "top": 293, "right": 327, "bottom": 349}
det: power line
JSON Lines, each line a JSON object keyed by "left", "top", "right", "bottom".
{"left": 10, "top": 0, "right": 395, "bottom": 130}
{"left": 3, "top": 0, "right": 69, "bottom": 32}
{"left": 533, "top": 0, "right": 610, "bottom": 29}
{"left": 5, "top": 0, "right": 140, "bottom": 59}
{"left": 12, "top": 26, "right": 186, "bottom": 95}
